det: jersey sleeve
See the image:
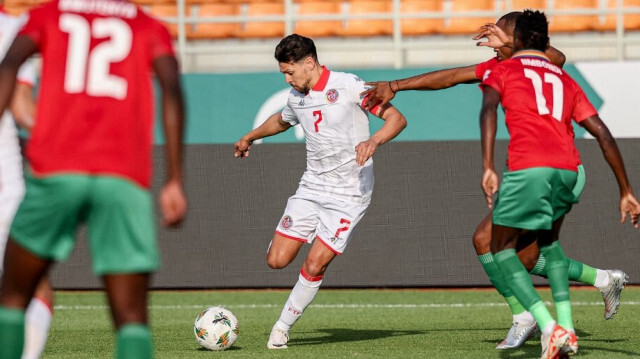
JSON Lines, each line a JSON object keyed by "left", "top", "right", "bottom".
{"left": 345, "top": 74, "right": 380, "bottom": 115}
{"left": 480, "top": 62, "right": 506, "bottom": 95}
{"left": 16, "top": 59, "right": 36, "bottom": 86}
{"left": 149, "top": 19, "right": 175, "bottom": 60}
{"left": 281, "top": 101, "right": 299, "bottom": 126}
{"left": 572, "top": 85, "right": 598, "bottom": 123}
{"left": 17, "top": 6, "right": 47, "bottom": 47}
{"left": 475, "top": 57, "right": 499, "bottom": 80}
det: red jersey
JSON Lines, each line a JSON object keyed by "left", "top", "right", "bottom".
{"left": 19, "top": 0, "right": 175, "bottom": 188}
{"left": 475, "top": 57, "right": 498, "bottom": 81}
{"left": 481, "top": 51, "right": 597, "bottom": 172}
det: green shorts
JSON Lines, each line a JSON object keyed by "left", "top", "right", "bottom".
{"left": 493, "top": 166, "right": 583, "bottom": 230}
{"left": 10, "top": 173, "right": 159, "bottom": 275}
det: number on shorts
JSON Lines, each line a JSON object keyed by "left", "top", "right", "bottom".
{"left": 60, "top": 14, "right": 132, "bottom": 99}
{"left": 334, "top": 218, "right": 351, "bottom": 238}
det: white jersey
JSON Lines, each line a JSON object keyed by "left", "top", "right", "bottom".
{"left": 281, "top": 68, "right": 374, "bottom": 204}
{"left": 0, "top": 9, "right": 36, "bottom": 251}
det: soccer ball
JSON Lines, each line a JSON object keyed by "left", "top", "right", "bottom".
{"left": 193, "top": 307, "right": 239, "bottom": 351}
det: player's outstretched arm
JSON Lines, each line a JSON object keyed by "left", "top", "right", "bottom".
{"left": 581, "top": 115, "right": 640, "bottom": 227}
{"left": 479, "top": 87, "right": 500, "bottom": 209}
{"left": 234, "top": 112, "right": 291, "bottom": 159}
{"left": 361, "top": 65, "right": 478, "bottom": 110}
{"left": 154, "top": 54, "right": 187, "bottom": 227}
{"left": 354, "top": 103, "right": 407, "bottom": 166}
{"left": 0, "top": 36, "right": 37, "bottom": 122}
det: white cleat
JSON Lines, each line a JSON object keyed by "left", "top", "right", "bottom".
{"left": 496, "top": 320, "right": 540, "bottom": 350}
{"left": 267, "top": 327, "right": 289, "bottom": 349}
{"left": 599, "top": 269, "right": 628, "bottom": 320}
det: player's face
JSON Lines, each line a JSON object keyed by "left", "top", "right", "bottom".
{"left": 494, "top": 19, "right": 514, "bottom": 61}
{"left": 279, "top": 59, "right": 313, "bottom": 93}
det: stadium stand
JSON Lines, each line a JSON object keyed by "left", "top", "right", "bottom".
{"left": 294, "top": 1, "right": 341, "bottom": 38}
{"left": 339, "top": 0, "right": 392, "bottom": 37}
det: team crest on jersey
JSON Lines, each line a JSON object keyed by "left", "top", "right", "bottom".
{"left": 281, "top": 215, "right": 293, "bottom": 230}
{"left": 326, "top": 89, "right": 339, "bottom": 103}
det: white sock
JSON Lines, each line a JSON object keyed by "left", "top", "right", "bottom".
{"left": 594, "top": 269, "right": 609, "bottom": 288}
{"left": 541, "top": 320, "right": 557, "bottom": 336}
{"left": 22, "top": 297, "right": 53, "bottom": 359}
{"left": 513, "top": 310, "right": 535, "bottom": 324}
{"left": 274, "top": 271, "right": 322, "bottom": 332}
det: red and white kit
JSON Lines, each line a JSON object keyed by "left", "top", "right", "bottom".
{"left": 276, "top": 67, "right": 376, "bottom": 254}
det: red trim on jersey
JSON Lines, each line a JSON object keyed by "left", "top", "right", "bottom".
{"left": 361, "top": 95, "right": 380, "bottom": 115}
{"left": 275, "top": 230, "right": 307, "bottom": 242}
{"left": 34, "top": 296, "right": 54, "bottom": 314}
{"left": 0, "top": 6, "right": 7, "bottom": 14}
{"left": 300, "top": 268, "right": 323, "bottom": 282}
{"left": 16, "top": 79, "right": 33, "bottom": 87}
{"left": 311, "top": 66, "right": 330, "bottom": 92}
{"left": 315, "top": 235, "right": 342, "bottom": 255}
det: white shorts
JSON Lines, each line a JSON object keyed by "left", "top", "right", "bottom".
{"left": 275, "top": 189, "right": 369, "bottom": 255}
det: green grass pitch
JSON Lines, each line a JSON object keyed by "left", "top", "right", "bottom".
{"left": 44, "top": 287, "right": 640, "bottom": 358}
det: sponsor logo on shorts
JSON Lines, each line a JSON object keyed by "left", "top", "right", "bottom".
{"left": 281, "top": 215, "right": 293, "bottom": 229}
{"left": 326, "top": 89, "right": 339, "bottom": 103}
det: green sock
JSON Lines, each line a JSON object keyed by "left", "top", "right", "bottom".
{"left": 540, "top": 242, "right": 573, "bottom": 329}
{"left": 576, "top": 262, "right": 597, "bottom": 286}
{"left": 478, "top": 253, "right": 525, "bottom": 315}
{"left": 494, "top": 249, "right": 545, "bottom": 309}
{"left": 0, "top": 306, "right": 26, "bottom": 359}
{"left": 529, "top": 253, "right": 548, "bottom": 277}
{"left": 116, "top": 324, "right": 153, "bottom": 359}
{"left": 529, "top": 301, "right": 555, "bottom": 332}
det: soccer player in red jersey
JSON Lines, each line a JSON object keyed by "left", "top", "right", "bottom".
{"left": 362, "top": 12, "right": 630, "bottom": 350}
{"left": 0, "top": 1, "right": 187, "bottom": 358}
{"left": 480, "top": 10, "right": 640, "bottom": 358}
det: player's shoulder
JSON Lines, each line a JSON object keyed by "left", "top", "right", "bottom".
{"left": 327, "top": 70, "right": 366, "bottom": 88}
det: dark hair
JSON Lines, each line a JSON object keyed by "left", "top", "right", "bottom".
{"left": 498, "top": 11, "right": 522, "bottom": 32}
{"left": 514, "top": 10, "right": 549, "bottom": 51}
{"left": 274, "top": 34, "right": 318, "bottom": 63}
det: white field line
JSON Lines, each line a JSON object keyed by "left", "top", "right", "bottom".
{"left": 54, "top": 301, "right": 640, "bottom": 311}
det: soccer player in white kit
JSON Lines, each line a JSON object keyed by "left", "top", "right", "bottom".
{"left": 234, "top": 34, "right": 407, "bottom": 349}
{"left": 0, "top": 5, "right": 54, "bottom": 359}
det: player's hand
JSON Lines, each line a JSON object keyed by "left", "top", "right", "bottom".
{"left": 355, "top": 138, "right": 381, "bottom": 166}
{"left": 160, "top": 179, "right": 187, "bottom": 227}
{"left": 619, "top": 192, "right": 640, "bottom": 228}
{"left": 481, "top": 168, "right": 499, "bottom": 209}
{"left": 473, "top": 23, "right": 511, "bottom": 49}
{"left": 234, "top": 137, "right": 252, "bottom": 158}
{"left": 361, "top": 81, "right": 395, "bottom": 111}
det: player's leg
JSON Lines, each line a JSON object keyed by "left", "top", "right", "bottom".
{"left": 88, "top": 176, "right": 159, "bottom": 359}
{"left": 473, "top": 213, "right": 538, "bottom": 349}
{"left": 0, "top": 240, "right": 52, "bottom": 359}
{"left": 22, "top": 277, "right": 54, "bottom": 359}
{"left": 269, "top": 240, "right": 337, "bottom": 349}
{"left": 103, "top": 274, "right": 153, "bottom": 359}
{"left": 266, "top": 234, "right": 305, "bottom": 269}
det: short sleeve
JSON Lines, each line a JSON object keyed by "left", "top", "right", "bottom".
{"left": 281, "top": 103, "right": 299, "bottom": 126}
{"left": 475, "top": 57, "right": 499, "bottom": 80}
{"left": 16, "top": 59, "right": 36, "bottom": 86}
{"left": 18, "top": 6, "right": 46, "bottom": 47}
{"left": 149, "top": 19, "right": 175, "bottom": 60}
{"left": 572, "top": 86, "right": 598, "bottom": 123}
{"left": 345, "top": 74, "right": 380, "bottom": 115}
{"left": 480, "top": 62, "right": 506, "bottom": 96}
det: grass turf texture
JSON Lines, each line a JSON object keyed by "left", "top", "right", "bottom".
{"left": 44, "top": 287, "right": 640, "bottom": 358}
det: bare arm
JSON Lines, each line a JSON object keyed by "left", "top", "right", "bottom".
{"left": 234, "top": 112, "right": 292, "bottom": 158}
{"left": 581, "top": 115, "right": 640, "bottom": 227}
{"left": 545, "top": 46, "right": 566, "bottom": 68}
{"left": 154, "top": 54, "right": 187, "bottom": 226}
{"left": 0, "top": 36, "right": 37, "bottom": 121}
{"left": 361, "top": 65, "right": 478, "bottom": 110}
{"left": 354, "top": 103, "right": 407, "bottom": 166}
{"left": 9, "top": 82, "right": 36, "bottom": 132}
{"left": 479, "top": 86, "right": 501, "bottom": 208}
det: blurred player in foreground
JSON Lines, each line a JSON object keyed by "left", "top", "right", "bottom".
{"left": 480, "top": 10, "right": 640, "bottom": 358}
{"left": 0, "top": 3, "right": 54, "bottom": 358}
{"left": 0, "top": 1, "right": 187, "bottom": 358}
{"left": 234, "top": 34, "right": 407, "bottom": 349}
{"left": 362, "top": 11, "right": 629, "bottom": 350}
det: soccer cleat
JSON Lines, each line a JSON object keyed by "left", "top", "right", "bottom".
{"left": 540, "top": 325, "right": 571, "bottom": 359}
{"left": 599, "top": 269, "right": 628, "bottom": 320}
{"left": 496, "top": 320, "right": 540, "bottom": 349}
{"left": 560, "top": 330, "right": 579, "bottom": 357}
{"left": 267, "top": 327, "right": 289, "bottom": 349}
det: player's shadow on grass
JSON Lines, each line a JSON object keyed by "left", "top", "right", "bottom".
{"left": 290, "top": 328, "right": 427, "bottom": 346}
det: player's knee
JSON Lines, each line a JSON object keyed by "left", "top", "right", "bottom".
{"left": 472, "top": 226, "right": 491, "bottom": 255}
{"left": 302, "top": 259, "right": 326, "bottom": 278}
{"left": 266, "top": 252, "right": 291, "bottom": 269}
